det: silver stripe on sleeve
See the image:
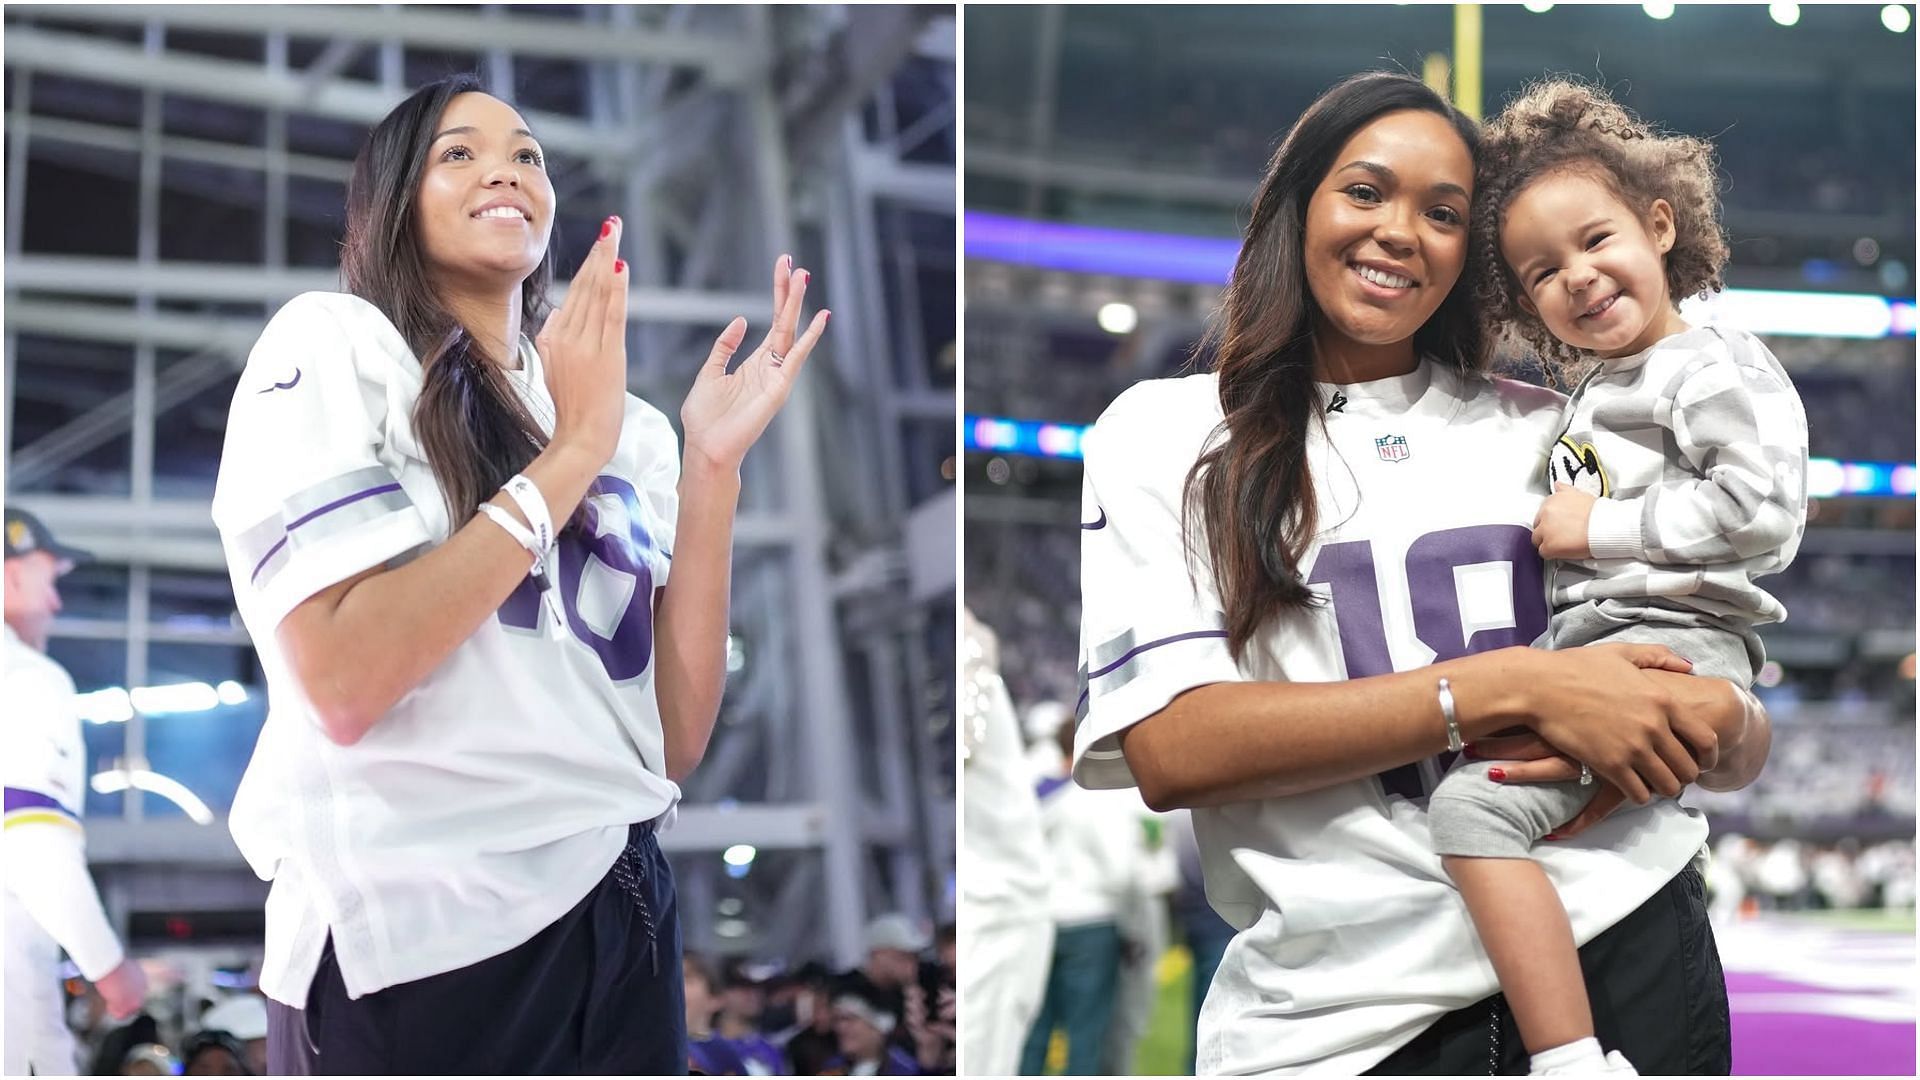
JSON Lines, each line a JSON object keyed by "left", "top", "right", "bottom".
{"left": 1083, "top": 611, "right": 1230, "bottom": 698}
{"left": 239, "top": 466, "right": 415, "bottom": 589}
{"left": 281, "top": 466, "right": 409, "bottom": 525}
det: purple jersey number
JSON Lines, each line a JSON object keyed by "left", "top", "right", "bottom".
{"left": 1305, "top": 524, "right": 1545, "bottom": 797}
{"left": 497, "top": 475, "right": 659, "bottom": 682}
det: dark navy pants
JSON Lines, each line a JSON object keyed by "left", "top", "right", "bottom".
{"left": 267, "top": 822, "right": 686, "bottom": 1075}
{"left": 1368, "top": 867, "right": 1731, "bottom": 1075}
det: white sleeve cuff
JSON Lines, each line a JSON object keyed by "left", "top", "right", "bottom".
{"left": 1587, "top": 496, "right": 1646, "bottom": 561}
{"left": 4, "top": 822, "right": 126, "bottom": 980}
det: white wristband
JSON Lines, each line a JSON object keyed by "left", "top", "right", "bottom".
{"left": 477, "top": 502, "right": 540, "bottom": 562}
{"left": 502, "top": 474, "right": 554, "bottom": 556}
{"left": 478, "top": 502, "right": 567, "bottom": 638}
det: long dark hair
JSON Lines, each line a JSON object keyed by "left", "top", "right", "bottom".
{"left": 340, "top": 73, "right": 560, "bottom": 533}
{"left": 1185, "top": 71, "right": 1488, "bottom": 661}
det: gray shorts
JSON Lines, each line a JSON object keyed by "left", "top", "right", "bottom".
{"left": 1539, "top": 597, "right": 1758, "bottom": 686}
{"left": 1428, "top": 599, "right": 1755, "bottom": 858}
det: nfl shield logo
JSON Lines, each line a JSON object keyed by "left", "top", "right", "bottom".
{"left": 1376, "top": 434, "right": 1410, "bottom": 462}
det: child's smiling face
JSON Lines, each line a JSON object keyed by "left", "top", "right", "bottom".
{"left": 1499, "top": 168, "right": 1687, "bottom": 359}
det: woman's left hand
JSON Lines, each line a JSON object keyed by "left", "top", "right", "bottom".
{"left": 1467, "top": 732, "right": 1634, "bottom": 840}
{"left": 681, "top": 254, "right": 830, "bottom": 473}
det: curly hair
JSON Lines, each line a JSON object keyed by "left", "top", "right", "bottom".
{"left": 1469, "top": 78, "right": 1728, "bottom": 377}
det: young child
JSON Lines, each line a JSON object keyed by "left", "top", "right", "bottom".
{"left": 1425, "top": 80, "right": 1809, "bottom": 1075}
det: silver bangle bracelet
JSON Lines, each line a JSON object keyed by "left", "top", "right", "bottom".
{"left": 1437, "top": 676, "right": 1463, "bottom": 753}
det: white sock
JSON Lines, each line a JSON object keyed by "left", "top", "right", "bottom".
{"left": 1530, "top": 1036, "right": 1606, "bottom": 1073}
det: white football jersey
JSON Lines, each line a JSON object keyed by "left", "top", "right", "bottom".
{"left": 1074, "top": 363, "right": 1709, "bottom": 1074}
{"left": 6, "top": 626, "right": 125, "bottom": 1078}
{"left": 211, "top": 292, "right": 681, "bottom": 1004}
{"left": 959, "top": 610, "right": 1052, "bottom": 930}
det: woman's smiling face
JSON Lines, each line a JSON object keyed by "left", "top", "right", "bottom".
{"left": 1301, "top": 108, "right": 1475, "bottom": 354}
{"left": 414, "top": 91, "right": 555, "bottom": 287}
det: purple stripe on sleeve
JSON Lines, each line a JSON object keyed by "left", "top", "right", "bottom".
{"left": 4, "top": 787, "right": 74, "bottom": 816}
{"left": 286, "top": 483, "right": 404, "bottom": 532}
{"left": 248, "top": 482, "right": 404, "bottom": 584}
{"left": 1086, "top": 629, "right": 1231, "bottom": 681}
{"left": 249, "top": 536, "right": 290, "bottom": 584}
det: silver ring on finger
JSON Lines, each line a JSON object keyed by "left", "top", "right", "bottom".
{"left": 768, "top": 350, "right": 786, "bottom": 368}
{"left": 1579, "top": 762, "right": 1594, "bottom": 786}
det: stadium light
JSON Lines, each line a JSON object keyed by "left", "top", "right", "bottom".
{"left": 967, "top": 214, "right": 1918, "bottom": 340}
{"left": 90, "top": 769, "right": 215, "bottom": 825}
{"left": 76, "top": 687, "right": 134, "bottom": 724}
{"left": 1678, "top": 288, "right": 1894, "bottom": 338}
{"left": 1523, "top": 1, "right": 1554, "bottom": 11}
{"left": 1096, "top": 301, "right": 1139, "bottom": 335}
{"left": 1768, "top": 3, "right": 1799, "bottom": 26}
{"left": 78, "top": 681, "right": 252, "bottom": 721}
{"left": 1883, "top": 4, "right": 1912, "bottom": 32}
{"left": 130, "top": 681, "right": 220, "bottom": 714}
{"left": 723, "top": 843, "right": 757, "bottom": 867}
{"left": 965, "top": 415, "right": 1913, "bottom": 498}
{"left": 1643, "top": 3, "right": 1675, "bottom": 19}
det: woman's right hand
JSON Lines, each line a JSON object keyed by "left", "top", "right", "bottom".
{"left": 536, "top": 215, "right": 629, "bottom": 466}
{"left": 1521, "top": 643, "right": 1717, "bottom": 805}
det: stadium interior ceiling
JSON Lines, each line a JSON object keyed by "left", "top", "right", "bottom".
{"left": 963, "top": 3, "right": 1916, "bottom": 842}
{"left": 3, "top": 3, "right": 957, "bottom": 968}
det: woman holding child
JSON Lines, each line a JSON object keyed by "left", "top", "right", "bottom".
{"left": 1073, "top": 71, "right": 1794, "bottom": 1074}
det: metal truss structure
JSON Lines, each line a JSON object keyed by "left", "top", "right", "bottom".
{"left": 3, "top": 3, "right": 956, "bottom": 969}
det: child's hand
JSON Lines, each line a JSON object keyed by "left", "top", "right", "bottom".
{"left": 1532, "top": 483, "right": 1597, "bottom": 559}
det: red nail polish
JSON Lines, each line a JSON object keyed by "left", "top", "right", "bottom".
{"left": 614, "top": 259, "right": 626, "bottom": 274}
{"left": 1544, "top": 833, "right": 1562, "bottom": 841}
{"left": 822, "top": 310, "right": 831, "bottom": 324}
{"left": 600, "top": 220, "right": 612, "bottom": 239}
{"left": 1487, "top": 767, "right": 1506, "bottom": 782}
{"left": 803, "top": 270, "right": 811, "bottom": 285}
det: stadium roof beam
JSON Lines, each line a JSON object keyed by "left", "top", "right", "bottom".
{"left": 8, "top": 4, "right": 760, "bottom": 82}
{"left": 783, "top": 4, "right": 936, "bottom": 167}
{"left": 850, "top": 148, "right": 956, "bottom": 212}
{"left": 22, "top": 113, "right": 355, "bottom": 184}
{"left": 8, "top": 300, "right": 266, "bottom": 353}
{"left": 1, "top": 26, "right": 662, "bottom": 164}
{"left": 7, "top": 256, "right": 765, "bottom": 324}
{"left": 297, "top": 35, "right": 367, "bottom": 96}
{"left": 9, "top": 349, "right": 235, "bottom": 487}
{"left": 966, "top": 144, "right": 1251, "bottom": 205}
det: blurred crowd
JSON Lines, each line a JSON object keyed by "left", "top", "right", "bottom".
{"left": 54, "top": 916, "right": 957, "bottom": 1076}
{"left": 43, "top": 989, "right": 268, "bottom": 1077}
{"left": 1786, "top": 362, "right": 1916, "bottom": 465}
{"left": 1705, "top": 834, "right": 1917, "bottom": 919}
{"left": 1685, "top": 716, "right": 1916, "bottom": 827}
{"left": 963, "top": 523, "right": 1083, "bottom": 710}
{"left": 683, "top": 917, "right": 958, "bottom": 1076}
{"left": 969, "top": 325, "right": 1919, "bottom": 471}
